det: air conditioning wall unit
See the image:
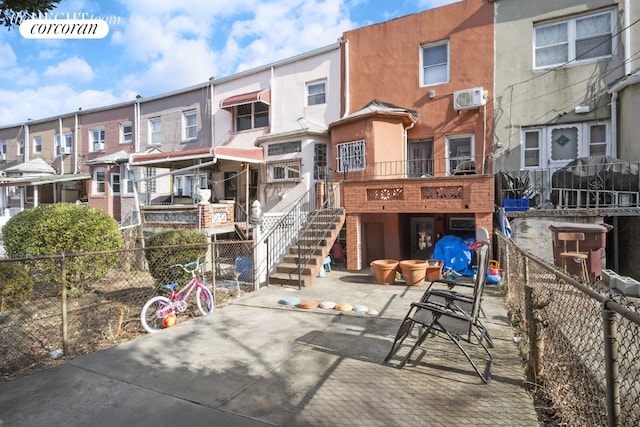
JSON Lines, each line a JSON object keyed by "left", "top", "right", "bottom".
{"left": 453, "top": 87, "right": 487, "bottom": 110}
{"left": 62, "top": 146, "right": 71, "bottom": 155}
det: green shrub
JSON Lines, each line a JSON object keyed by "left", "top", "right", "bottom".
{"left": 2, "top": 204, "right": 123, "bottom": 295}
{"left": 145, "top": 229, "right": 207, "bottom": 287}
{"left": 0, "top": 262, "right": 33, "bottom": 311}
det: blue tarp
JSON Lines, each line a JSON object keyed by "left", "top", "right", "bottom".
{"left": 431, "top": 235, "right": 476, "bottom": 276}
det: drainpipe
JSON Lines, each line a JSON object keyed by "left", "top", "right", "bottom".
{"left": 209, "top": 77, "right": 215, "bottom": 149}
{"left": 341, "top": 37, "right": 350, "bottom": 117}
{"left": 611, "top": 91, "right": 618, "bottom": 157}
{"left": 74, "top": 112, "right": 79, "bottom": 173}
{"left": 624, "top": 0, "right": 631, "bottom": 76}
{"left": 58, "top": 117, "right": 64, "bottom": 176}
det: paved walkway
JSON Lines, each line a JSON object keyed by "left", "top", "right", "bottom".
{"left": 0, "top": 268, "right": 540, "bottom": 426}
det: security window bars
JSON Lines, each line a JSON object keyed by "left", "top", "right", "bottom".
{"left": 337, "top": 140, "right": 365, "bottom": 172}
{"left": 421, "top": 40, "right": 449, "bottom": 86}
{"left": 534, "top": 9, "right": 613, "bottom": 68}
{"left": 267, "top": 160, "right": 301, "bottom": 182}
{"left": 314, "top": 143, "right": 327, "bottom": 180}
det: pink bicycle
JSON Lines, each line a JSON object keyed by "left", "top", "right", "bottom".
{"left": 140, "top": 256, "right": 214, "bottom": 333}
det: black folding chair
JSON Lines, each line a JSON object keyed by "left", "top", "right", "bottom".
{"left": 384, "top": 242, "right": 493, "bottom": 383}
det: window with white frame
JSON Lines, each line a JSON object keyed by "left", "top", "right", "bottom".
{"left": 111, "top": 172, "right": 121, "bottom": 195}
{"left": 123, "top": 168, "right": 135, "bottom": 195}
{"left": 55, "top": 132, "right": 73, "bottom": 156}
{"left": 523, "top": 129, "right": 541, "bottom": 167}
{"left": 18, "top": 139, "right": 24, "bottom": 156}
{"left": 90, "top": 127, "right": 105, "bottom": 151}
{"left": 314, "top": 143, "right": 327, "bottom": 180}
{"left": 149, "top": 117, "right": 162, "bottom": 145}
{"left": 307, "top": 80, "right": 326, "bottom": 106}
{"left": 183, "top": 110, "right": 197, "bottom": 140}
{"left": 0, "top": 140, "right": 6, "bottom": 159}
{"left": 120, "top": 122, "right": 132, "bottom": 143}
{"left": 235, "top": 103, "right": 269, "bottom": 131}
{"left": 521, "top": 121, "right": 611, "bottom": 168}
{"left": 446, "top": 135, "right": 474, "bottom": 175}
{"left": 32, "top": 136, "right": 42, "bottom": 153}
{"left": 93, "top": 168, "right": 106, "bottom": 195}
{"left": 173, "top": 173, "right": 208, "bottom": 197}
{"left": 534, "top": 9, "right": 614, "bottom": 68}
{"left": 421, "top": 40, "right": 449, "bottom": 86}
{"left": 337, "top": 140, "right": 365, "bottom": 172}
{"left": 266, "top": 160, "right": 301, "bottom": 182}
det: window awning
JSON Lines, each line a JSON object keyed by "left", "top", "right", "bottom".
{"left": 0, "top": 173, "right": 91, "bottom": 187}
{"left": 85, "top": 150, "right": 130, "bottom": 165}
{"left": 220, "top": 89, "right": 271, "bottom": 109}
{"left": 214, "top": 146, "right": 263, "bottom": 163}
{"left": 129, "top": 147, "right": 214, "bottom": 167}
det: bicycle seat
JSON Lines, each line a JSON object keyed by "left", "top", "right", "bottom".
{"left": 162, "top": 282, "right": 179, "bottom": 290}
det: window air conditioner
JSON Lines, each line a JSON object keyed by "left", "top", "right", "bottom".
{"left": 95, "top": 142, "right": 105, "bottom": 151}
{"left": 453, "top": 87, "right": 487, "bottom": 110}
{"left": 0, "top": 153, "right": 5, "bottom": 161}
{"left": 62, "top": 146, "right": 71, "bottom": 155}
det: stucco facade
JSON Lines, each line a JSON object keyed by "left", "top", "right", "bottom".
{"left": 334, "top": 0, "right": 495, "bottom": 270}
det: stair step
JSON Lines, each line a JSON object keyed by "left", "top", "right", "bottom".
{"left": 269, "top": 272, "right": 314, "bottom": 287}
{"left": 276, "top": 262, "right": 314, "bottom": 275}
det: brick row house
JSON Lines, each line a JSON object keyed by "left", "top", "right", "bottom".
{"left": 2, "top": 0, "right": 639, "bottom": 277}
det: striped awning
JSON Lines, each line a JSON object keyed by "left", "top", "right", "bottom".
{"left": 220, "top": 89, "right": 271, "bottom": 109}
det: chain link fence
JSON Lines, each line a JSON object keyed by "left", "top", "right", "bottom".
{"left": 0, "top": 240, "right": 255, "bottom": 382}
{"left": 496, "top": 232, "right": 640, "bottom": 426}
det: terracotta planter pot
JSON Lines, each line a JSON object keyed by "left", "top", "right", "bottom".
{"left": 370, "top": 259, "right": 399, "bottom": 285}
{"left": 399, "top": 260, "right": 429, "bottom": 286}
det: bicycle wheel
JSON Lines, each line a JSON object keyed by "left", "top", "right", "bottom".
{"left": 195, "top": 286, "right": 214, "bottom": 315}
{"left": 141, "top": 296, "right": 171, "bottom": 333}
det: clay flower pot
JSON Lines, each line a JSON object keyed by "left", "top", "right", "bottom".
{"left": 370, "top": 259, "right": 399, "bottom": 285}
{"left": 399, "top": 260, "right": 429, "bottom": 286}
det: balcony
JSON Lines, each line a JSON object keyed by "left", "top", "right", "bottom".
{"left": 498, "top": 157, "right": 640, "bottom": 212}
{"left": 337, "top": 156, "right": 494, "bottom": 215}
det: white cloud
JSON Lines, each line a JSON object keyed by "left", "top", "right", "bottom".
{"left": 43, "top": 57, "right": 95, "bottom": 82}
{"left": 0, "top": 85, "right": 118, "bottom": 124}
{"left": 0, "top": 42, "right": 17, "bottom": 68}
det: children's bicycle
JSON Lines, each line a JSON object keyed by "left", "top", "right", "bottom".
{"left": 140, "top": 256, "right": 214, "bottom": 333}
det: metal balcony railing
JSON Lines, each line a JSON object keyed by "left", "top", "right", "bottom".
{"left": 338, "top": 155, "right": 492, "bottom": 181}
{"left": 498, "top": 159, "right": 640, "bottom": 210}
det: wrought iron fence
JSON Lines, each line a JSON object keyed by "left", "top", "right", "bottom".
{"left": 495, "top": 232, "right": 640, "bottom": 426}
{"left": 0, "top": 240, "right": 254, "bottom": 382}
{"left": 498, "top": 158, "right": 640, "bottom": 210}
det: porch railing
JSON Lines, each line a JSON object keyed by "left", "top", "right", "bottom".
{"left": 498, "top": 159, "right": 640, "bottom": 210}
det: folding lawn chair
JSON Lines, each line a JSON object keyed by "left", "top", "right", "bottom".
{"left": 383, "top": 242, "right": 494, "bottom": 383}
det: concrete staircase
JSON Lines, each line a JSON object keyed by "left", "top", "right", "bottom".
{"left": 269, "top": 208, "right": 345, "bottom": 287}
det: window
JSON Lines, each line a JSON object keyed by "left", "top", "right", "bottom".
{"left": 235, "top": 103, "right": 269, "bottom": 131}
{"left": 183, "top": 110, "right": 197, "bottom": 140}
{"left": 268, "top": 140, "right": 301, "bottom": 156}
{"left": 90, "top": 127, "right": 105, "bottom": 151}
{"left": 337, "top": 140, "right": 365, "bottom": 172}
{"left": 267, "top": 160, "right": 301, "bottom": 182}
{"left": 307, "top": 81, "right": 326, "bottom": 106}
{"left": 111, "top": 172, "right": 121, "bottom": 195}
{"left": 145, "top": 167, "right": 156, "bottom": 193}
{"left": 534, "top": 9, "right": 614, "bottom": 68}
{"left": 93, "top": 168, "right": 106, "bottom": 195}
{"left": 18, "top": 139, "right": 24, "bottom": 155}
{"left": 55, "top": 132, "right": 73, "bottom": 156}
{"left": 0, "top": 140, "right": 6, "bottom": 159}
{"left": 123, "top": 168, "right": 135, "bottom": 195}
{"left": 149, "top": 118, "right": 162, "bottom": 145}
{"left": 407, "top": 139, "right": 434, "bottom": 177}
{"left": 523, "top": 130, "right": 541, "bottom": 167}
{"left": 421, "top": 40, "right": 449, "bottom": 86}
{"left": 173, "top": 173, "right": 207, "bottom": 197}
{"left": 121, "top": 122, "right": 132, "bottom": 143}
{"left": 446, "top": 135, "right": 474, "bottom": 175}
{"left": 33, "top": 136, "right": 42, "bottom": 153}
{"left": 314, "top": 143, "right": 327, "bottom": 180}
{"left": 589, "top": 124, "right": 607, "bottom": 156}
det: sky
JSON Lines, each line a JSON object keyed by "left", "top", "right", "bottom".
{"left": 0, "top": 0, "right": 460, "bottom": 126}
